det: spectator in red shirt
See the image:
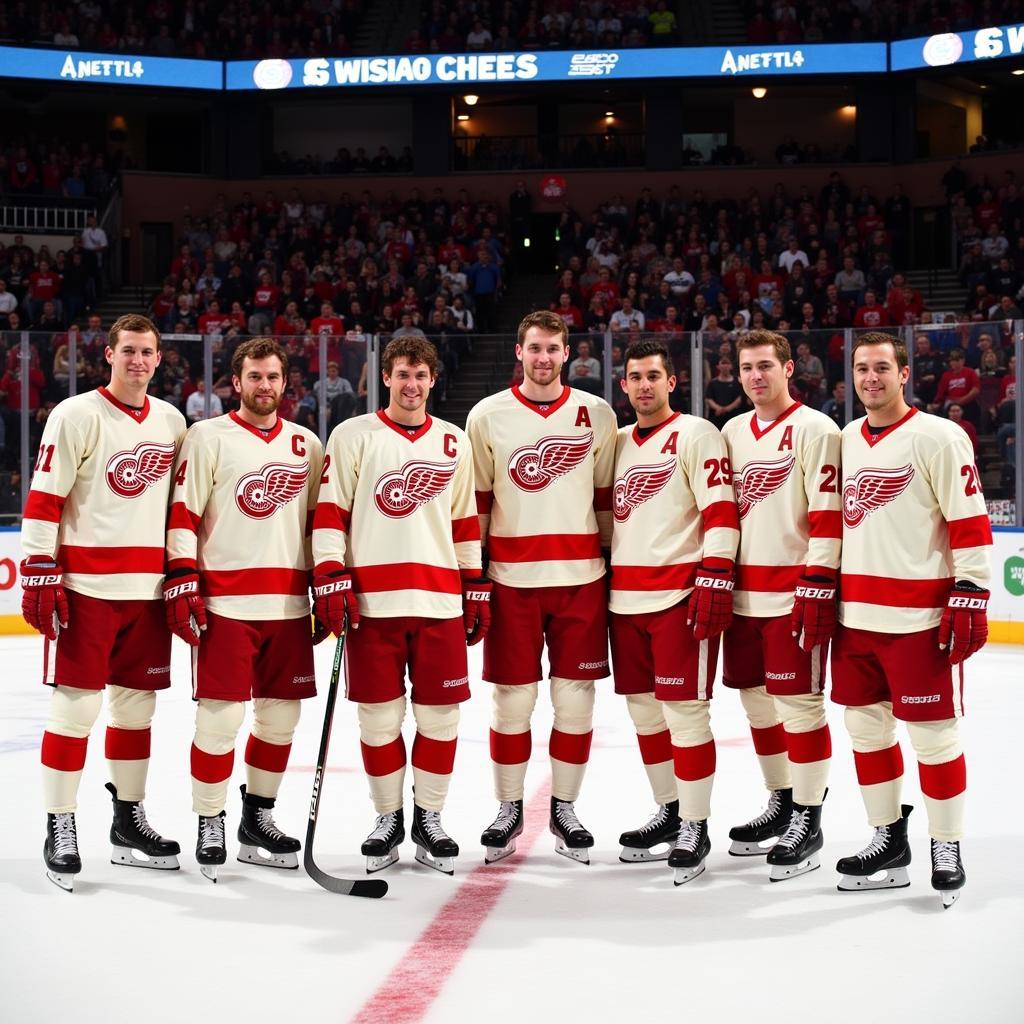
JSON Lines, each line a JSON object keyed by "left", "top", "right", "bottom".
{"left": 170, "top": 244, "right": 199, "bottom": 283}
{"left": 589, "top": 266, "right": 620, "bottom": 310}
{"left": 929, "top": 348, "right": 981, "bottom": 425}
{"left": 853, "top": 290, "right": 891, "bottom": 329}
{"left": 273, "top": 300, "right": 306, "bottom": 336}
{"left": 26, "top": 259, "right": 61, "bottom": 324}
{"left": 310, "top": 300, "right": 345, "bottom": 338}
{"left": 947, "top": 403, "right": 978, "bottom": 457}
{"left": 552, "top": 292, "right": 584, "bottom": 331}
{"left": 249, "top": 271, "right": 280, "bottom": 334}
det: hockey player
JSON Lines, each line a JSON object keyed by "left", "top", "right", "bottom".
{"left": 312, "top": 336, "right": 485, "bottom": 875}
{"left": 722, "top": 331, "right": 841, "bottom": 881}
{"left": 833, "top": 331, "right": 991, "bottom": 908}
{"left": 21, "top": 313, "right": 186, "bottom": 891}
{"left": 166, "top": 337, "right": 323, "bottom": 882}
{"left": 466, "top": 310, "right": 616, "bottom": 865}
{"left": 609, "top": 340, "right": 739, "bottom": 884}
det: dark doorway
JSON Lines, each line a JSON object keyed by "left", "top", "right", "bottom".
{"left": 525, "top": 213, "right": 562, "bottom": 273}
{"left": 140, "top": 222, "right": 173, "bottom": 285}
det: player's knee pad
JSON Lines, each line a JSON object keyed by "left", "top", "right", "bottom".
{"left": 661, "top": 700, "right": 712, "bottom": 747}
{"left": 106, "top": 685, "right": 156, "bottom": 731}
{"left": 738, "top": 685, "right": 779, "bottom": 729}
{"left": 492, "top": 683, "right": 538, "bottom": 734}
{"left": 905, "top": 719, "right": 962, "bottom": 765}
{"left": 624, "top": 692, "right": 667, "bottom": 735}
{"left": 47, "top": 686, "right": 103, "bottom": 740}
{"left": 251, "top": 698, "right": 301, "bottom": 747}
{"left": 357, "top": 697, "right": 406, "bottom": 746}
{"left": 774, "top": 693, "right": 827, "bottom": 735}
{"left": 844, "top": 702, "right": 897, "bottom": 753}
{"left": 194, "top": 698, "right": 246, "bottom": 755}
{"left": 412, "top": 702, "right": 459, "bottom": 743}
{"left": 550, "top": 677, "right": 595, "bottom": 735}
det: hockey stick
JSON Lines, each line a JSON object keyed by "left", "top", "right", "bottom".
{"left": 304, "top": 628, "right": 389, "bottom": 898}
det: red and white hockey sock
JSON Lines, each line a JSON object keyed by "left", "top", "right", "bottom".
{"left": 739, "top": 686, "right": 791, "bottom": 792}
{"left": 105, "top": 685, "right": 155, "bottom": 802}
{"left": 662, "top": 700, "right": 715, "bottom": 820}
{"left": 550, "top": 677, "right": 595, "bottom": 802}
{"left": 358, "top": 697, "right": 407, "bottom": 814}
{"left": 490, "top": 683, "right": 538, "bottom": 802}
{"left": 776, "top": 694, "right": 831, "bottom": 806}
{"left": 625, "top": 693, "right": 675, "bottom": 805}
{"left": 411, "top": 703, "right": 459, "bottom": 811}
{"left": 907, "top": 721, "right": 966, "bottom": 842}
{"left": 845, "top": 703, "right": 903, "bottom": 826}
{"left": 245, "top": 698, "right": 300, "bottom": 800}
{"left": 41, "top": 686, "right": 102, "bottom": 813}
{"left": 191, "top": 698, "right": 245, "bottom": 817}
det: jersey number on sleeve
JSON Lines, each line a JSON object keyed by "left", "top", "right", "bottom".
{"left": 34, "top": 444, "right": 55, "bottom": 473}
{"left": 704, "top": 457, "right": 733, "bottom": 487}
{"left": 174, "top": 460, "right": 188, "bottom": 487}
{"left": 819, "top": 465, "right": 838, "bottom": 493}
{"left": 961, "top": 463, "right": 980, "bottom": 497}
{"left": 320, "top": 454, "right": 331, "bottom": 485}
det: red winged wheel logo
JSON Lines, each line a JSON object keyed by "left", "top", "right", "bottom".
{"left": 507, "top": 433, "right": 593, "bottom": 492}
{"left": 735, "top": 455, "right": 796, "bottom": 520}
{"left": 105, "top": 442, "right": 176, "bottom": 498}
{"left": 374, "top": 459, "right": 457, "bottom": 518}
{"left": 235, "top": 462, "right": 310, "bottom": 520}
{"left": 613, "top": 459, "right": 676, "bottom": 522}
{"left": 842, "top": 464, "right": 915, "bottom": 528}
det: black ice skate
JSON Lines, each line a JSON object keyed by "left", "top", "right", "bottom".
{"left": 196, "top": 810, "right": 227, "bottom": 883}
{"left": 669, "top": 819, "right": 711, "bottom": 886}
{"left": 931, "top": 839, "right": 965, "bottom": 909}
{"left": 837, "top": 804, "right": 913, "bottom": 892}
{"left": 728, "top": 788, "right": 792, "bottom": 856}
{"left": 767, "top": 800, "right": 824, "bottom": 882}
{"left": 618, "top": 800, "right": 681, "bottom": 863}
{"left": 106, "top": 783, "right": 180, "bottom": 871}
{"left": 481, "top": 799, "right": 524, "bottom": 864}
{"left": 237, "top": 785, "right": 300, "bottom": 870}
{"left": 549, "top": 797, "right": 594, "bottom": 864}
{"left": 44, "top": 812, "right": 82, "bottom": 892}
{"left": 411, "top": 805, "right": 459, "bottom": 875}
{"left": 361, "top": 808, "right": 404, "bottom": 874}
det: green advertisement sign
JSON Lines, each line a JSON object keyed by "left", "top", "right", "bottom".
{"left": 1005, "top": 556, "right": 1024, "bottom": 598}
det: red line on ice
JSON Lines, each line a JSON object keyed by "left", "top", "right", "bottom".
{"left": 351, "top": 778, "right": 554, "bottom": 1024}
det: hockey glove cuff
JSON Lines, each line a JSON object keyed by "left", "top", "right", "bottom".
{"left": 313, "top": 569, "right": 360, "bottom": 635}
{"left": 688, "top": 561, "right": 735, "bottom": 640}
{"left": 162, "top": 570, "right": 206, "bottom": 647}
{"left": 462, "top": 577, "right": 492, "bottom": 646}
{"left": 938, "top": 581, "right": 989, "bottom": 664}
{"left": 20, "top": 556, "right": 69, "bottom": 642}
{"left": 790, "top": 573, "right": 838, "bottom": 652}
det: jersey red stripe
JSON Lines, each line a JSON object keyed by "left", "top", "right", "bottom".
{"left": 947, "top": 514, "right": 993, "bottom": 550}
{"left": 23, "top": 490, "right": 66, "bottom": 523}
{"left": 190, "top": 743, "right": 234, "bottom": 784}
{"left": 104, "top": 726, "right": 151, "bottom": 761}
{"left": 841, "top": 574, "right": 953, "bottom": 608}
{"left": 918, "top": 754, "right": 967, "bottom": 800}
{"left": 611, "top": 562, "right": 699, "bottom": 591}
{"left": 168, "top": 501, "right": 201, "bottom": 533}
{"left": 549, "top": 728, "right": 593, "bottom": 765}
{"left": 853, "top": 744, "right": 903, "bottom": 786}
{"left": 808, "top": 509, "right": 843, "bottom": 538}
{"left": 672, "top": 738, "right": 716, "bottom": 781}
{"left": 593, "top": 486, "right": 613, "bottom": 511}
{"left": 360, "top": 736, "right": 406, "bottom": 777}
{"left": 41, "top": 732, "right": 88, "bottom": 772}
{"left": 701, "top": 500, "right": 740, "bottom": 530}
{"left": 488, "top": 532, "right": 601, "bottom": 563}
{"left": 475, "top": 490, "right": 494, "bottom": 514}
{"left": 58, "top": 545, "right": 165, "bottom": 575}
{"left": 202, "top": 568, "right": 308, "bottom": 597}
{"left": 636, "top": 729, "right": 672, "bottom": 765}
{"left": 451, "top": 515, "right": 481, "bottom": 543}
{"left": 351, "top": 563, "right": 462, "bottom": 594}
{"left": 244, "top": 735, "right": 292, "bottom": 774}
{"left": 785, "top": 724, "right": 832, "bottom": 764}
{"left": 312, "top": 502, "right": 351, "bottom": 534}
{"left": 411, "top": 734, "right": 458, "bottom": 775}
{"left": 736, "top": 564, "right": 803, "bottom": 593}
{"left": 489, "top": 728, "right": 531, "bottom": 765}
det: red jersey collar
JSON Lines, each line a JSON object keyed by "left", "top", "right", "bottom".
{"left": 632, "top": 411, "right": 681, "bottom": 446}
{"left": 861, "top": 405, "right": 917, "bottom": 447}
{"left": 229, "top": 409, "right": 283, "bottom": 443}
{"left": 98, "top": 386, "right": 150, "bottom": 423}
{"left": 748, "top": 401, "right": 801, "bottom": 440}
{"left": 511, "top": 384, "right": 571, "bottom": 418}
{"left": 376, "top": 408, "right": 433, "bottom": 442}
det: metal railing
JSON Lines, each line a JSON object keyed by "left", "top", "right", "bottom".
{"left": 451, "top": 132, "right": 645, "bottom": 171}
{"left": 0, "top": 202, "right": 97, "bottom": 233}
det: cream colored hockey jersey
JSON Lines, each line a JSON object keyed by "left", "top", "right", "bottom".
{"left": 22, "top": 387, "right": 186, "bottom": 600}
{"left": 839, "top": 407, "right": 991, "bottom": 633}
{"left": 167, "top": 411, "right": 323, "bottom": 620}
{"left": 610, "top": 412, "right": 739, "bottom": 615}
{"left": 312, "top": 410, "right": 480, "bottom": 619}
{"left": 723, "top": 402, "right": 842, "bottom": 617}
{"left": 465, "top": 385, "right": 617, "bottom": 588}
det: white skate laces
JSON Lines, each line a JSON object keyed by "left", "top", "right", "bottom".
{"left": 52, "top": 813, "right": 78, "bottom": 856}
{"left": 199, "top": 815, "right": 225, "bottom": 850}
{"left": 853, "top": 823, "right": 891, "bottom": 861}
{"left": 554, "top": 800, "right": 584, "bottom": 833}
{"left": 932, "top": 840, "right": 959, "bottom": 870}
{"left": 674, "top": 821, "right": 703, "bottom": 853}
{"left": 636, "top": 805, "right": 672, "bottom": 836}
{"left": 493, "top": 801, "right": 518, "bottom": 830}
{"left": 777, "top": 808, "right": 810, "bottom": 850}
{"left": 367, "top": 812, "right": 399, "bottom": 842}
{"left": 747, "top": 790, "right": 783, "bottom": 828}
{"left": 255, "top": 807, "right": 287, "bottom": 840}
{"left": 418, "top": 810, "right": 448, "bottom": 842}
{"left": 131, "top": 803, "right": 162, "bottom": 841}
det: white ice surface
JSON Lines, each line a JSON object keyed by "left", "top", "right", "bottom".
{"left": 1, "top": 635, "right": 1022, "bottom": 1023}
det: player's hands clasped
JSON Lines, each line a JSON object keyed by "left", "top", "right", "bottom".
{"left": 162, "top": 571, "right": 207, "bottom": 646}
{"left": 938, "top": 581, "right": 990, "bottom": 664}
{"left": 790, "top": 575, "right": 838, "bottom": 652}
{"left": 688, "top": 560, "right": 735, "bottom": 640}
{"left": 462, "top": 577, "right": 492, "bottom": 646}
{"left": 20, "top": 556, "right": 69, "bottom": 642}
{"left": 313, "top": 569, "right": 360, "bottom": 635}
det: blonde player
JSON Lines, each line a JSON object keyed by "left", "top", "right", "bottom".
{"left": 312, "top": 337, "right": 484, "bottom": 875}
{"left": 466, "top": 310, "right": 617, "bottom": 865}
{"left": 166, "top": 337, "right": 323, "bottom": 882}
{"left": 609, "top": 340, "right": 739, "bottom": 884}
{"left": 722, "top": 330, "right": 841, "bottom": 881}
{"left": 833, "top": 332, "right": 991, "bottom": 908}
{"left": 21, "top": 313, "right": 186, "bottom": 891}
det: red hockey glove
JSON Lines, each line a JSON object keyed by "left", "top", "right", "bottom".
{"left": 938, "top": 581, "right": 990, "bottom": 664}
{"left": 688, "top": 561, "right": 735, "bottom": 640}
{"left": 313, "top": 569, "right": 360, "bottom": 635}
{"left": 20, "top": 556, "right": 69, "bottom": 642}
{"left": 162, "top": 571, "right": 207, "bottom": 647}
{"left": 790, "top": 574, "right": 838, "bottom": 652}
{"left": 462, "top": 577, "right": 492, "bottom": 646}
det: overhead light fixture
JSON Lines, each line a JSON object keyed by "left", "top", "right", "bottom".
{"left": 840, "top": 104, "right": 857, "bottom": 117}
{"left": 605, "top": 110, "right": 614, "bottom": 117}
{"left": 456, "top": 114, "right": 469, "bottom": 121}
{"left": 464, "top": 94, "right": 479, "bottom": 105}
{"left": 752, "top": 87, "right": 767, "bottom": 99}
{"left": 1013, "top": 68, "right": 1024, "bottom": 75}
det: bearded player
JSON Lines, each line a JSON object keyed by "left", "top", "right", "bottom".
{"left": 832, "top": 332, "right": 991, "bottom": 908}
{"left": 721, "top": 330, "right": 841, "bottom": 881}
{"left": 166, "top": 337, "right": 323, "bottom": 882}
{"left": 609, "top": 340, "right": 739, "bottom": 884}
{"left": 312, "top": 337, "right": 485, "bottom": 875}
{"left": 21, "top": 313, "right": 186, "bottom": 891}
{"left": 466, "top": 310, "right": 616, "bottom": 865}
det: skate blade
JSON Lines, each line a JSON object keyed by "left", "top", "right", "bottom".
{"left": 46, "top": 869, "right": 76, "bottom": 892}
{"left": 769, "top": 853, "right": 820, "bottom": 882}
{"left": 619, "top": 844, "right": 671, "bottom": 863}
{"left": 237, "top": 844, "right": 299, "bottom": 870}
{"left": 111, "top": 845, "right": 180, "bottom": 870}
{"left": 365, "top": 849, "right": 399, "bottom": 874}
{"left": 728, "top": 838, "right": 777, "bottom": 857}
{"left": 837, "top": 867, "right": 910, "bottom": 891}
{"left": 199, "top": 864, "right": 219, "bottom": 883}
{"left": 554, "top": 839, "right": 590, "bottom": 864}
{"left": 414, "top": 845, "right": 455, "bottom": 876}
{"left": 484, "top": 839, "right": 517, "bottom": 864}
{"left": 940, "top": 889, "right": 961, "bottom": 909}
{"left": 672, "top": 861, "right": 707, "bottom": 886}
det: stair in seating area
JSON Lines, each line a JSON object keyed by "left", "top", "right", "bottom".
{"left": 904, "top": 269, "right": 967, "bottom": 317}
